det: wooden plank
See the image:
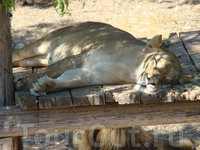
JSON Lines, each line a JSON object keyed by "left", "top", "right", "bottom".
{"left": 39, "top": 91, "right": 72, "bottom": 108}
{"left": 0, "top": 138, "right": 12, "bottom": 150}
{"left": 103, "top": 85, "right": 115, "bottom": 102}
{"left": 173, "top": 84, "right": 200, "bottom": 101}
{"left": 15, "top": 91, "right": 38, "bottom": 110}
{"left": 158, "top": 87, "right": 174, "bottom": 103}
{"left": 15, "top": 83, "right": 200, "bottom": 110}
{"left": 103, "top": 84, "right": 140, "bottom": 104}
{"left": 173, "top": 84, "right": 189, "bottom": 101}
{"left": 179, "top": 31, "right": 200, "bottom": 42}
{"left": 71, "top": 86, "right": 105, "bottom": 106}
{"left": 0, "top": 2, "right": 14, "bottom": 106}
{"left": 168, "top": 33, "right": 198, "bottom": 75}
{"left": 1, "top": 101, "right": 200, "bottom": 137}
{"left": 182, "top": 41, "right": 200, "bottom": 69}
{"left": 179, "top": 31, "right": 200, "bottom": 69}
{"left": 141, "top": 92, "right": 160, "bottom": 104}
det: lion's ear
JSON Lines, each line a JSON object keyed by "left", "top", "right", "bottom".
{"left": 179, "top": 72, "right": 195, "bottom": 84}
{"left": 145, "top": 35, "right": 162, "bottom": 52}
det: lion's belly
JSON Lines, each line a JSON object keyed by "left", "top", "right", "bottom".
{"left": 78, "top": 51, "right": 143, "bottom": 85}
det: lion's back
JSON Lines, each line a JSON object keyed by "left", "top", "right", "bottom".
{"left": 47, "top": 22, "right": 146, "bottom": 64}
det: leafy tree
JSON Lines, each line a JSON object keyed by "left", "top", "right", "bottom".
{"left": 49, "top": 0, "right": 86, "bottom": 16}
{"left": 0, "top": 0, "right": 15, "bottom": 14}
{"left": 0, "top": 0, "right": 86, "bottom": 17}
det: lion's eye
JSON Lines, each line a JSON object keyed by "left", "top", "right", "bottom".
{"left": 154, "top": 58, "right": 157, "bottom": 66}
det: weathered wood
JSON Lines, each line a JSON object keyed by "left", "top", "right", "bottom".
{"left": 0, "top": 137, "right": 22, "bottom": 150}
{"left": 180, "top": 31, "right": 200, "bottom": 42}
{"left": 1, "top": 101, "right": 200, "bottom": 137}
{"left": 71, "top": 86, "right": 105, "bottom": 106}
{"left": 0, "top": 138, "right": 12, "bottom": 150}
{"left": 12, "top": 136, "right": 22, "bottom": 150}
{"left": 141, "top": 92, "right": 160, "bottom": 104}
{"left": 15, "top": 83, "right": 200, "bottom": 109}
{"left": 103, "top": 85, "right": 115, "bottom": 102}
{"left": 0, "top": 0, "right": 14, "bottom": 106}
{"left": 39, "top": 91, "right": 72, "bottom": 108}
{"left": 179, "top": 31, "right": 200, "bottom": 69}
{"left": 158, "top": 87, "right": 174, "bottom": 103}
{"left": 173, "top": 84, "right": 200, "bottom": 101}
{"left": 0, "top": 3, "right": 22, "bottom": 148}
{"left": 169, "top": 33, "right": 198, "bottom": 75}
{"left": 103, "top": 84, "right": 140, "bottom": 104}
{"left": 15, "top": 91, "right": 38, "bottom": 110}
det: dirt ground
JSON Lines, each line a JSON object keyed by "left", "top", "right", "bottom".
{"left": 11, "top": 0, "right": 200, "bottom": 149}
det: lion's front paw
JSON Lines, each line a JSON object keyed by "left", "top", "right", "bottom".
{"left": 30, "top": 75, "right": 53, "bottom": 96}
{"left": 13, "top": 73, "right": 27, "bottom": 90}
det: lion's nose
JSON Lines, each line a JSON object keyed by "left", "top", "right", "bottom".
{"left": 147, "top": 77, "right": 155, "bottom": 85}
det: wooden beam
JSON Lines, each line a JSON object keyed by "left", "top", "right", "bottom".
{"left": 0, "top": 2, "right": 22, "bottom": 149}
{"left": 1, "top": 101, "right": 200, "bottom": 138}
{"left": 0, "top": 0, "right": 14, "bottom": 106}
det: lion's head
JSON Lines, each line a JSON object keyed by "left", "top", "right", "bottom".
{"left": 135, "top": 35, "right": 194, "bottom": 93}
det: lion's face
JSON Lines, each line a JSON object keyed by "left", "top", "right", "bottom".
{"left": 136, "top": 51, "right": 181, "bottom": 92}
{"left": 135, "top": 35, "right": 194, "bottom": 93}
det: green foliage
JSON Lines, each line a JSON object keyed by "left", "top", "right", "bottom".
{"left": 175, "top": 53, "right": 182, "bottom": 58}
{"left": 181, "top": 62, "right": 189, "bottom": 66}
{"left": 184, "top": 83, "right": 192, "bottom": 88}
{"left": 195, "top": 74, "right": 200, "bottom": 78}
{"left": 183, "top": 83, "right": 191, "bottom": 92}
{"left": 49, "top": 0, "right": 86, "bottom": 17}
{"left": 0, "top": 0, "right": 15, "bottom": 14}
{"left": 189, "top": 68, "right": 200, "bottom": 72}
{"left": 161, "top": 38, "right": 175, "bottom": 48}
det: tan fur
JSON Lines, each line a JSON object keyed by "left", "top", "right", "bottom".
{"left": 12, "top": 21, "right": 194, "bottom": 96}
{"left": 74, "top": 127, "right": 194, "bottom": 150}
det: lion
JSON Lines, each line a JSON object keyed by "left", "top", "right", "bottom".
{"left": 75, "top": 127, "right": 194, "bottom": 150}
{"left": 12, "top": 21, "right": 194, "bottom": 96}
{"left": 12, "top": 22, "right": 194, "bottom": 150}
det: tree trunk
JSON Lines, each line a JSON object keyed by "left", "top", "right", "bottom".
{"left": 0, "top": 0, "right": 14, "bottom": 106}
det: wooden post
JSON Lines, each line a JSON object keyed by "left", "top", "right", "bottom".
{"left": 0, "top": 0, "right": 14, "bottom": 106}
{"left": 0, "top": 1, "right": 22, "bottom": 150}
{"left": 12, "top": 137, "right": 23, "bottom": 150}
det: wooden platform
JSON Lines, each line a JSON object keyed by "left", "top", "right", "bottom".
{"left": 14, "top": 32, "right": 200, "bottom": 110}
{"left": 1, "top": 31, "right": 199, "bottom": 138}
